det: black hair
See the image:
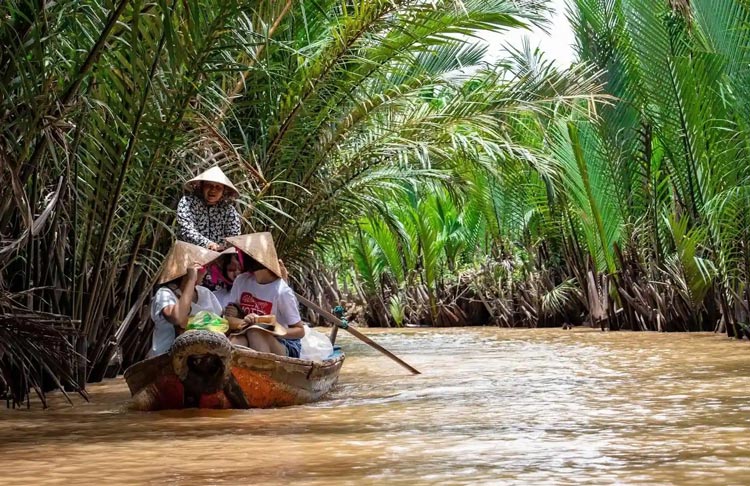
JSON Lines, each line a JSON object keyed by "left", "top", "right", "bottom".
{"left": 153, "top": 275, "right": 184, "bottom": 295}
{"left": 238, "top": 251, "right": 266, "bottom": 272}
{"left": 218, "top": 253, "right": 239, "bottom": 279}
{"left": 245, "top": 256, "right": 266, "bottom": 272}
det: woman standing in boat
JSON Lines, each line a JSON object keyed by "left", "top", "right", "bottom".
{"left": 177, "top": 166, "right": 241, "bottom": 251}
{"left": 223, "top": 232, "right": 305, "bottom": 358}
{"left": 150, "top": 241, "right": 223, "bottom": 356}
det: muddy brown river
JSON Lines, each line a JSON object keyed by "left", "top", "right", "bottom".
{"left": 2, "top": 328, "right": 750, "bottom": 485}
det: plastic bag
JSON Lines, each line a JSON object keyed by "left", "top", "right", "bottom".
{"left": 186, "top": 311, "right": 229, "bottom": 334}
{"left": 299, "top": 324, "right": 334, "bottom": 361}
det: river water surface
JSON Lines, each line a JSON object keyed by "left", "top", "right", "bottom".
{"left": 3, "top": 328, "right": 750, "bottom": 485}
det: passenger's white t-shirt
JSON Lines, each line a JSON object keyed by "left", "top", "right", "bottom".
{"left": 150, "top": 285, "right": 222, "bottom": 356}
{"left": 213, "top": 286, "right": 233, "bottom": 308}
{"left": 228, "top": 273, "right": 301, "bottom": 327}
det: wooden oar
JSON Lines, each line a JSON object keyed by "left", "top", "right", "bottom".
{"left": 295, "top": 293, "right": 421, "bottom": 375}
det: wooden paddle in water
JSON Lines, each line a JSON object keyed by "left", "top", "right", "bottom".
{"left": 295, "top": 293, "right": 421, "bottom": 375}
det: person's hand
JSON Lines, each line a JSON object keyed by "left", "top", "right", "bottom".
{"left": 243, "top": 313, "right": 259, "bottom": 325}
{"left": 224, "top": 304, "right": 240, "bottom": 318}
{"left": 207, "top": 242, "right": 221, "bottom": 251}
{"left": 185, "top": 262, "right": 203, "bottom": 283}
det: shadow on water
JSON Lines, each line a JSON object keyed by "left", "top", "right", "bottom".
{"left": 2, "top": 328, "right": 750, "bottom": 486}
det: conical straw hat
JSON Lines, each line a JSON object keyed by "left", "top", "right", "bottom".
{"left": 219, "top": 247, "right": 237, "bottom": 256}
{"left": 184, "top": 166, "right": 239, "bottom": 199}
{"left": 226, "top": 232, "right": 282, "bottom": 278}
{"left": 158, "top": 241, "right": 221, "bottom": 284}
{"left": 204, "top": 246, "right": 238, "bottom": 266}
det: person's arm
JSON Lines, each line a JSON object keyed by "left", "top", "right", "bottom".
{"left": 224, "top": 304, "right": 250, "bottom": 331}
{"left": 226, "top": 316, "right": 247, "bottom": 331}
{"left": 284, "top": 321, "right": 305, "bottom": 340}
{"left": 278, "top": 259, "right": 289, "bottom": 282}
{"left": 177, "top": 196, "right": 215, "bottom": 248}
{"left": 277, "top": 283, "right": 304, "bottom": 339}
{"left": 162, "top": 265, "right": 200, "bottom": 328}
{"left": 226, "top": 311, "right": 275, "bottom": 332}
{"left": 224, "top": 278, "right": 245, "bottom": 330}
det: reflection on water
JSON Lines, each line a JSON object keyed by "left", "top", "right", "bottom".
{"left": 3, "top": 328, "right": 750, "bottom": 485}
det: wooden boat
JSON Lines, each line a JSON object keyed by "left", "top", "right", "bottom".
{"left": 124, "top": 330, "right": 344, "bottom": 410}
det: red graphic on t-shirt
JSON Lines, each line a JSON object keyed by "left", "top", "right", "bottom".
{"left": 239, "top": 292, "right": 272, "bottom": 316}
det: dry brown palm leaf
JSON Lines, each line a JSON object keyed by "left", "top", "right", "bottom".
{"left": 0, "top": 291, "right": 86, "bottom": 408}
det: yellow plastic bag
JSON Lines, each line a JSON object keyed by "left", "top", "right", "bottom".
{"left": 187, "top": 311, "right": 229, "bottom": 334}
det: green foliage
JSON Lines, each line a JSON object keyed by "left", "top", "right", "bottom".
{"left": 6, "top": 0, "right": 750, "bottom": 405}
{"left": 388, "top": 293, "right": 406, "bottom": 328}
{"left": 336, "top": 0, "right": 750, "bottom": 333}
{"left": 0, "top": 0, "right": 306, "bottom": 401}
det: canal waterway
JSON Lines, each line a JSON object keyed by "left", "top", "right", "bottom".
{"left": 2, "top": 328, "right": 750, "bottom": 485}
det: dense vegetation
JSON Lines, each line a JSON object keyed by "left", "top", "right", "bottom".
{"left": 2, "top": 0, "right": 749, "bottom": 406}
{"left": 322, "top": 0, "right": 750, "bottom": 337}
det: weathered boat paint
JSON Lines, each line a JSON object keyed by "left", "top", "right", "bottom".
{"left": 124, "top": 336, "right": 344, "bottom": 411}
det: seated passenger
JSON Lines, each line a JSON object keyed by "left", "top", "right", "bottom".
{"left": 223, "top": 232, "right": 305, "bottom": 358}
{"left": 149, "top": 241, "right": 223, "bottom": 356}
{"left": 211, "top": 249, "right": 241, "bottom": 308}
{"left": 177, "top": 166, "right": 241, "bottom": 252}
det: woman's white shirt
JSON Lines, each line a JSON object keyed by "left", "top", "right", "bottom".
{"left": 212, "top": 286, "right": 233, "bottom": 309}
{"left": 149, "top": 285, "right": 222, "bottom": 356}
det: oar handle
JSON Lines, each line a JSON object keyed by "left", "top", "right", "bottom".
{"left": 295, "top": 293, "right": 421, "bottom": 375}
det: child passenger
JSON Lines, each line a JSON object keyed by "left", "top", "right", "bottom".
{"left": 149, "top": 241, "right": 223, "bottom": 356}
{"left": 223, "top": 232, "right": 305, "bottom": 358}
{"left": 211, "top": 249, "right": 241, "bottom": 308}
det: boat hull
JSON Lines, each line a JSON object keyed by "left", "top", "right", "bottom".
{"left": 124, "top": 332, "right": 344, "bottom": 410}
{"left": 228, "top": 350, "right": 344, "bottom": 408}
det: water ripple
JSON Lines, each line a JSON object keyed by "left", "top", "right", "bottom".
{"left": 2, "top": 328, "right": 750, "bottom": 486}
